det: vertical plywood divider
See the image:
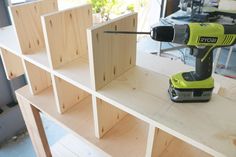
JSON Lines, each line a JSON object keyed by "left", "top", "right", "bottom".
{"left": 9, "top": 0, "right": 58, "bottom": 54}
{"left": 52, "top": 75, "right": 90, "bottom": 114}
{"left": 145, "top": 125, "right": 211, "bottom": 157}
{"left": 41, "top": 4, "right": 92, "bottom": 69}
{"left": 23, "top": 60, "right": 51, "bottom": 95}
{"left": 87, "top": 13, "right": 137, "bottom": 90}
{"left": 0, "top": 48, "right": 24, "bottom": 79}
{"left": 92, "top": 96, "right": 127, "bottom": 138}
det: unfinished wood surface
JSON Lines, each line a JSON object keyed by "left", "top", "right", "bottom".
{"left": 0, "top": 26, "right": 21, "bottom": 55}
{"left": 146, "top": 125, "right": 211, "bottom": 157}
{"left": 0, "top": 48, "right": 24, "bottom": 79}
{"left": 94, "top": 65, "right": 236, "bottom": 157}
{"left": 52, "top": 75, "right": 90, "bottom": 113}
{"left": 87, "top": 13, "right": 137, "bottom": 90}
{"left": 23, "top": 60, "right": 51, "bottom": 95}
{"left": 9, "top": 0, "right": 58, "bottom": 54}
{"left": 16, "top": 94, "right": 51, "bottom": 157}
{"left": 16, "top": 85, "right": 149, "bottom": 157}
{"left": 42, "top": 4, "right": 92, "bottom": 69}
{"left": 92, "top": 96, "right": 127, "bottom": 138}
{"left": 51, "top": 134, "right": 110, "bottom": 157}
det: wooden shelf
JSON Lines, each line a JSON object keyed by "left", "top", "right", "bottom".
{"left": 16, "top": 85, "right": 149, "bottom": 157}
{"left": 23, "top": 50, "right": 51, "bottom": 72}
{"left": 95, "top": 66, "right": 236, "bottom": 157}
{"left": 0, "top": 26, "right": 21, "bottom": 56}
{"left": 53, "top": 57, "right": 92, "bottom": 92}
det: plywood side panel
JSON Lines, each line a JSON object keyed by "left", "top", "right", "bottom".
{"left": 92, "top": 96, "right": 127, "bottom": 138}
{"left": 16, "top": 94, "right": 51, "bottom": 157}
{"left": 9, "top": 0, "right": 58, "bottom": 54}
{"left": 0, "top": 48, "right": 24, "bottom": 79}
{"left": 52, "top": 75, "right": 90, "bottom": 114}
{"left": 23, "top": 60, "right": 51, "bottom": 95}
{"left": 87, "top": 13, "right": 137, "bottom": 90}
{"left": 147, "top": 126, "right": 212, "bottom": 157}
{"left": 42, "top": 4, "right": 92, "bottom": 69}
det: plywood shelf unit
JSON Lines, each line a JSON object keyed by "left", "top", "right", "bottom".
{"left": 1, "top": 0, "right": 236, "bottom": 157}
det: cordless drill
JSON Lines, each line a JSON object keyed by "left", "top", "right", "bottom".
{"left": 105, "top": 23, "right": 236, "bottom": 102}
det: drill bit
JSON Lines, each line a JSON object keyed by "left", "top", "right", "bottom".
{"left": 104, "top": 31, "right": 151, "bottom": 35}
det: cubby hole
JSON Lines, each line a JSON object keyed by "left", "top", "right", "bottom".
{"left": 92, "top": 97, "right": 149, "bottom": 157}
{"left": 23, "top": 60, "right": 52, "bottom": 95}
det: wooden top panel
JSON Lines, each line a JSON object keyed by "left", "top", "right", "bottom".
{"left": 87, "top": 13, "right": 137, "bottom": 90}
{"left": 9, "top": 0, "right": 58, "bottom": 54}
{"left": 95, "top": 65, "right": 236, "bottom": 157}
{"left": 42, "top": 4, "right": 92, "bottom": 69}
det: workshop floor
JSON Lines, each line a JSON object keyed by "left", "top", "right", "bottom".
{"left": 0, "top": 37, "right": 235, "bottom": 157}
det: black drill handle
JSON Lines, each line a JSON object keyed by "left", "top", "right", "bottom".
{"left": 191, "top": 47, "right": 213, "bottom": 80}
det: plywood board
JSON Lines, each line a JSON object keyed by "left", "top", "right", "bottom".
{"left": 42, "top": 4, "right": 92, "bottom": 69}
{"left": 52, "top": 75, "right": 90, "bottom": 113}
{"left": 0, "top": 48, "right": 24, "bottom": 79}
{"left": 16, "top": 86, "right": 149, "bottom": 157}
{"left": 87, "top": 13, "right": 137, "bottom": 90}
{"left": 23, "top": 60, "right": 51, "bottom": 95}
{"left": 92, "top": 96, "right": 127, "bottom": 138}
{"left": 146, "top": 125, "right": 211, "bottom": 157}
{"left": 9, "top": 0, "right": 58, "bottom": 54}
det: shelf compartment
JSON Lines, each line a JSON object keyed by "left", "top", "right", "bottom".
{"left": 9, "top": 0, "right": 58, "bottom": 54}
{"left": 52, "top": 74, "right": 90, "bottom": 114}
{"left": 23, "top": 60, "right": 52, "bottom": 95}
{"left": 96, "top": 65, "right": 236, "bottom": 157}
{"left": 41, "top": 4, "right": 92, "bottom": 69}
{"left": 0, "top": 48, "right": 24, "bottom": 80}
{"left": 146, "top": 125, "right": 211, "bottom": 157}
{"left": 16, "top": 85, "right": 149, "bottom": 157}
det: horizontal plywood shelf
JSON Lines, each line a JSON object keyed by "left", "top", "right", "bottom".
{"left": 16, "top": 85, "right": 149, "bottom": 157}
{"left": 95, "top": 66, "right": 236, "bottom": 157}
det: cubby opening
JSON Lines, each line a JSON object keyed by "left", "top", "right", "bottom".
{"left": 23, "top": 60, "right": 52, "bottom": 95}
{"left": 147, "top": 125, "right": 212, "bottom": 157}
{"left": 51, "top": 75, "right": 91, "bottom": 114}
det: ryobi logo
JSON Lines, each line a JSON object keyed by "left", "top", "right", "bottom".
{"left": 198, "top": 37, "right": 218, "bottom": 43}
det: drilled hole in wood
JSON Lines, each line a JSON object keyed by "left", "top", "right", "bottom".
{"left": 133, "top": 18, "right": 136, "bottom": 27}
{"left": 10, "top": 72, "right": 13, "bottom": 76}
{"left": 77, "top": 96, "right": 80, "bottom": 100}
{"left": 76, "top": 49, "right": 79, "bottom": 55}
{"left": 115, "top": 25, "right": 117, "bottom": 31}
{"left": 29, "top": 42, "right": 31, "bottom": 48}
{"left": 117, "top": 114, "right": 120, "bottom": 119}
{"left": 34, "top": 86, "right": 37, "bottom": 91}
{"left": 69, "top": 13, "right": 72, "bottom": 19}
{"left": 101, "top": 127, "right": 104, "bottom": 133}
{"left": 62, "top": 104, "right": 65, "bottom": 109}
{"left": 132, "top": 87, "right": 136, "bottom": 90}
{"left": 34, "top": 6, "right": 37, "bottom": 12}
{"left": 88, "top": 9, "right": 90, "bottom": 15}
{"left": 129, "top": 57, "right": 132, "bottom": 65}
{"left": 37, "top": 39, "right": 40, "bottom": 45}
{"left": 49, "top": 20, "right": 53, "bottom": 27}
{"left": 103, "top": 73, "right": 106, "bottom": 81}
{"left": 113, "top": 66, "right": 116, "bottom": 75}
{"left": 96, "top": 33, "right": 99, "bottom": 42}
{"left": 15, "top": 10, "right": 19, "bottom": 16}
{"left": 60, "top": 57, "right": 63, "bottom": 63}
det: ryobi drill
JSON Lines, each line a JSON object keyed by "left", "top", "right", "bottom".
{"left": 105, "top": 23, "right": 236, "bottom": 102}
